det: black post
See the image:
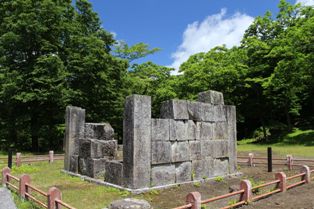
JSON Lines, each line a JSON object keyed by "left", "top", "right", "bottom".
{"left": 8, "top": 149, "right": 13, "bottom": 169}
{"left": 267, "top": 147, "right": 272, "bottom": 172}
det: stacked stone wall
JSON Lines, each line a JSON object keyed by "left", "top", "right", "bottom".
{"left": 64, "top": 90, "right": 237, "bottom": 190}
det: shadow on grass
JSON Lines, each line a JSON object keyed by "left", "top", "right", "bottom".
{"left": 280, "top": 130, "right": 314, "bottom": 146}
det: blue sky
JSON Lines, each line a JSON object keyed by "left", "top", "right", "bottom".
{"left": 89, "top": 0, "right": 312, "bottom": 70}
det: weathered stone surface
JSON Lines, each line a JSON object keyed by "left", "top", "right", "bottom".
{"left": 202, "top": 140, "right": 228, "bottom": 158}
{"left": 200, "top": 122, "right": 213, "bottom": 140}
{"left": 189, "top": 141, "right": 202, "bottom": 160}
{"left": 191, "top": 159, "right": 211, "bottom": 180}
{"left": 198, "top": 90, "right": 224, "bottom": 105}
{"left": 79, "top": 139, "right": 117, "bottom": 159}
{"left": 213, "top": 105, "right": 227, "bottom": 122}
{"left": 176, "top": 162, "right": 192, "bottom": 183}
{"left": 160, "top": 100, "right": 189, "bottom": 120}
{"left": 105, "top": 160, "right": 124, "bottom": 185}
{"left": 109, "top": 198, "right": 152, "bottom": 209}
{"left": 171, "top": 141, "right": 190, "bottom": 162}
{"left": 123, "top": 95, "right": 151, "bottom": 189}
{"left": 151, "top": 141, "right": 172, "bottom": 164}
{"left": 151, "top": 119, "right": 170, "bottom": 141}
{"left": 170, "top": 120, "right": 188, "bottom": 141}
{"left": 213, "top": 122, "right": 228, "bottom": 140}
{"left": 85, "top": 123, "right": 114, "bottom": 141}
{"left": 151, "top": 165, "right": 175, "bottom": 186}
{"left": 78, "top": 157, "right": 89, "bottom": 176}
{"left": 187, "top": 120, "right": 197, "bottom": 139}
{"left": 83, "top": 158, "right": 107, "bottom": 178}
{"left": 210, "top": 158, "right": 229, "bottom": 176}
{"left": 64, "top": 106, "right": 85, "bottom": 171}
{"left": 69, "top": 155, "right": 79, "bottom": 173}
{"left": 225, "top": 105, "right": 237, "bottom": 173}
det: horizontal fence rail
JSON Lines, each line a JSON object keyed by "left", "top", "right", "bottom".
{"left": 237, "top": 153, "right": 314, "bottom": 170}
{"left": 14, "top": 151, "right": 64, "bottom": 167}
{"left": 173, "top": 165, "right": 312, "bottom": 209}
{"left": 2, "top": 167, "right": 75, "bottom": 209}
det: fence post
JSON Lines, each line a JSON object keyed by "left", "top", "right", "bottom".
{"left": 16, "top": 152, "right": 21, "bottom": 167}
{"left": 239, "top": 180, "right": 252, "bottom": 202}
{"left": 48, "top": 187, "right": 62, "bottom": 209}
{"left": 8, "top": 149, "right": 13, "bottom": 169}
{"left": 19, "top": 174, "right": 31, "bottom": 198}
{"left": 275, "top": 172, "right": 287, "bottom": 192}
{"left": 186, "top": 192, "right": 201, "bottom": 209}
{"left": 287, "top": 155, "right": 293, "bottom": 170}
{"left": 300, "top": 165, "right": 311, "bottom": 184}
{"left": 49, "top": 151, "right": 54, "bottom": 163}
{"left": 2, "top": 167, "right": 10, "bottom": 186}
{"left": 267, "top": 147, "right": 272, "bottom": 172}
{"left": 248, "top": 153, "right": 254, "bottom": 167}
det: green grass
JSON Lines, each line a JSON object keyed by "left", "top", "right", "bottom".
{"left": 5, "top": 161, "right": 127, "bottom": 209}
{"left": 238, "top": 129, "right": 314, "bottom": 158}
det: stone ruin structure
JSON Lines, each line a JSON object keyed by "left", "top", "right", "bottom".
{"left": 64, "top": 90, "right": 237, "bottom": 191}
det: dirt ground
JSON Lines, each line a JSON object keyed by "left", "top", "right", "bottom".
{"left": 144, "top": 164, "right": 313, "bottom": 209}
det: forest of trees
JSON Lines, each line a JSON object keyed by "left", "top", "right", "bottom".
{"left": 0, "top": 0, "right": 313, "bottom": 152}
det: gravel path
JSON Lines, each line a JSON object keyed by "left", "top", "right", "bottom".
{"left": 0, "top": 187, "right": 17, "bottom": 209}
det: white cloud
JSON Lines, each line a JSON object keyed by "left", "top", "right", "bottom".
{"left": 296, "top": 0, "right": 314, "bottom": 6}
{"left": 170, "top": 9, "right": 254, "bottom": 73}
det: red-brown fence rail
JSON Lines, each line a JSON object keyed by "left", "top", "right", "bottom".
{"left": 1, "top": 167, "right": 75, "bottom": 209}
{"left": 173, "top": 165, "right": 313, "bottom": 209}
{"left": 237, "top": 153, "right": 314, "bottom": 170}
{"left": 1, "top": 151, "right": 64, "bottom": 167}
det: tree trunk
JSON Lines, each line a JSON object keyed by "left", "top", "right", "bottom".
{"left": 8, "top": 110, "right": 17, "bottom": 148}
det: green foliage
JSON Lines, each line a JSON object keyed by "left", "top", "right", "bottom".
{"left": 214, "top": 176, "right": 224, "bottom": 182}
{"left": 228, "top": 199, "right": 238, "bottom": 206}
{"left": 193, "top": 181, "right": 201, "bottom": 187}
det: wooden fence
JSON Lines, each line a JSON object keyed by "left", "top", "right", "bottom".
{"left": 237, "top": 153, "right": 314, "bottom": 170}
{"left": 173, "top": 165, "right": 314, "bottom": 209}
{"left": 0, "top": 151, "right": 64, "bottom": 167}
{"left": 2, "top": 167, "right": 75, "bottom": 209}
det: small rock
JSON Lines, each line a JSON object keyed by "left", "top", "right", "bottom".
{"left": 109, "top": 198, "right": 152, "bottom": 209}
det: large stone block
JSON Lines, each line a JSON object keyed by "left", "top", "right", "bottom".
{"left": 191, "top": 159, "right": 211, "bottom": 180}
{"left": 160, "top": 100, "right": 189, "bottom": 120}
{"left": 198, "top": 90, "right": 224, "bottom": 105}
{"left": 171, "top": 142, "right": 190, "bottom": 162}
{"left": 78, "top": 157, "right": 89, "bottom": 176}
{"left": 85, "top": 123, "right": 114, "bottom": 141}
{"left": 69, "top": 155, "right": 79, "bottom": 173}
{"left": 64, "top": 106, "right": 85, "bottom": 171}
{"left": 151, "top": 119, "right": 170, "bottom": 141}
{"left": 189, "top": 141, "right": 202, "bottom": 160}
{"left": 224, "top": 105, "right": 237, "bottom": 173}
{"left": 79, "top": 139, "right": 117, "bottom": 159}
{"left": 105, "top": 160, "right": 124, "bottom": 186}
{"left": 210, "top": 158, "right": 229, "bottom": 176}
{"left": 170, "top": 120, "right": 188, "bottom": 141}
{"left": 123, "top": 95, "right": 151, "bottom": 189}
{"left": 202, "top": 140, "right": 228, "bottom": 158}
{"left": 187, "top": 101, "right": 209, "bottom": 121}
{"left": 151, "top": 141, "right": 172, "bottom": 164}
{"left": 92, "top": 158, "right": 107, "bottom": 178}
{"left": 151, "top": 165, "right": 176, "bottom": 186}
{"left": 213, "top": 122, "right": 228, "bottom": 140}
{"left": 187, "top": 120, "right": 197, "bottom": 139}
{"left": 213, "top": 105, "right": 227, "bottom": 122}
{"left": 199, "top": 122, "right": 214, "bottom": 140}
{"left": 176, "top": 162, "right": 192, "bottom": 183}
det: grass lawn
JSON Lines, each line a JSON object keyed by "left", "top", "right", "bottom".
{"left": 238, "top": 129, "right": 314, "bottom": 158}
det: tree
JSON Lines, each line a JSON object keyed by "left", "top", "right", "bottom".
{"left": 0, "top": 0, "right": 128, "bottom": 151}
